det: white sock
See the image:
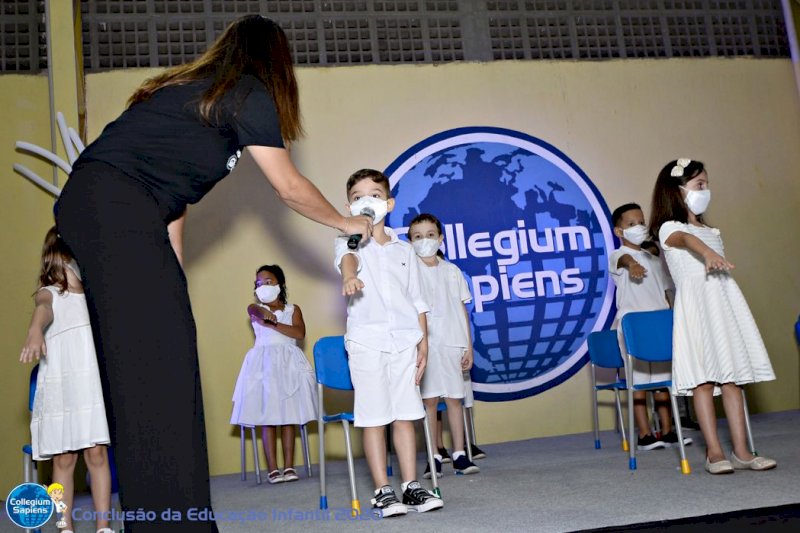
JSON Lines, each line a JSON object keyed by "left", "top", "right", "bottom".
{"left": 401, "top": 480, "right": 413, "bottom": 492}
{"left": 452, "top": 450, "right": 465, "bottom": 460}
{"left": 434, "top": 454, "right": 443, "bottom": 462}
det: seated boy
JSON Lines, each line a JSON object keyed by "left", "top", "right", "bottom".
{"left": 335, "top": 168, "right": 443, "bottom": 517}
{"left": 610, "top": 203, "right": 692, "bottom": 450}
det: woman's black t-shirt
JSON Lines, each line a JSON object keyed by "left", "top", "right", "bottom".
{"left": 75, "top": 74, "right": 284, "bottom": 220}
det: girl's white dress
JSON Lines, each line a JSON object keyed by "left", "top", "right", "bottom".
{"left": 30, "top": 287, "right": 110, "bottom": 460}
{"left": 659, "top": 222, "right": 775, "bottom": 396}
{"left": 230, "top": 304, "right": 318, "bottom": 426}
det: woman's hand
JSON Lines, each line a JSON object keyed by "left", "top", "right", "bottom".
{"left": 20, "top": 330, "right": 46, "bottom": 363}
{"left": 343, "top": 215, "right": 373, "bottom": 243}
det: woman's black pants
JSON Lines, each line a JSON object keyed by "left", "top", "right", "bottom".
{"left": 56, "top": 161, "right": 219, "bottom": 532}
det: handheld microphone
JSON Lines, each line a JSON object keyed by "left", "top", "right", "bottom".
{"left": 347, "top": 207, "right": 375, "bottom": 249}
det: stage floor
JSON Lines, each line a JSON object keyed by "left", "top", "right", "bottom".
{"left": 3, "top": 410, "right": 798, "bottom": 532}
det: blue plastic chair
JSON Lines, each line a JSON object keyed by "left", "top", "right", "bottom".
{"left": 621, "top": 310, "right": 690, "bottom": 474}
{"left": 23, "top": 365, "right": 39, "bottom": 485}
{"left": 314, "top": 336, "right": 442, "bottom": 512}
{"left": 313, "top": 336, "right": 360, "bottom": 515}
{"left": 237, "top": 422, "right": 311, "bottom": 485}
{"left": 587, "top": 330, "right": 628, "bottom": 451}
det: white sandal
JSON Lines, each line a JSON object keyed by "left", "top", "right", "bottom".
{"left": 282, "top": 467, "right": 299, "bottom": 482}
{"left": 267, "top": 469, "right": 285, "bottom": 484}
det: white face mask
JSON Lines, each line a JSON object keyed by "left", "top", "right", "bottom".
{"left": 255, "top": 284, "right": 281, "bottom": 304}
{"left": 682, "top": 187, "right": 711, "bottom": 215}
{"left": 412, "top": 238, "right": 441, "bottom": 258}
{"left": 622, "top": 225, "right": 649, "bottom": 246}
{"left": 349, "top": 196, "right": 389, "bottom": 224}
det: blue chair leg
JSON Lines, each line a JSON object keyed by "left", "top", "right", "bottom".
{"left": 300, "top": 424, "right": 312, "bottom": 477}
{"left": 250, "top": 427, "right": 262, "bottom": 485}
{"left": 240, "top": 425, "right": 247, "bottom": 481}
{"left": 318, "top": 419, "right": 327, "bottom": 510}
{"left": 670, "top": 392, "right": 691, "bottom": 475}
{"left": 422, "top": 412, "right": 441, "bottom": 497}
{"left": 615, "top": 390, "right": 628, "bottom": 452}
{"left": 342, "top": 420, "right": 360, "bottom": 516}
{"left": 590, "top": 365, "right": 601, "bottom": 449}
{"left": 626, "top": 357, "right": 637, "bottom": 470}
{"left": 741, "top": 389, "right": 757, "bottom": 455}
{"left": 386, "top": 424, "right": 393, "bottom": 477}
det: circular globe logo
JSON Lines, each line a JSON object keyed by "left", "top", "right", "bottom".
{"left": 386, "top": 127, "right": 615, "bottom": 401}
{"left": 5, "top": 483, "right": 54, "bottom": 529}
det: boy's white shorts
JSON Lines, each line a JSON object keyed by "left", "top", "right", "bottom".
{"left": 346, "top": 340, "right": 425, "bottom": 427}
{"left": 421, "top": 344, "right": 466, "bottom": 400}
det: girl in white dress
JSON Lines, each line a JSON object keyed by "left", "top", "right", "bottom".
{"left": 409, "top": 214, "right": 480, "bottom": 478}
{"left": 230, "top": 264, "right": 317, "bottom": 484}
{"left": 20, "top": 227, "right": 113, "bottom": 533}
{"left": 650, "top": 159, "right": 776, "bottom": 474}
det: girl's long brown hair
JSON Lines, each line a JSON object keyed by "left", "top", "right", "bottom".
{"left": 649, "top": 159, "right": 706, "bottom": 239}
{"left": 128, "top": 15, "right": 303, "bottom": 143}
{"left": 38, "top": 226, "right": 72, "bottom": 294}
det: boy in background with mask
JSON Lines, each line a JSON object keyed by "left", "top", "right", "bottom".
{"left": 610, "top": 203, "right": 691, "bottom": 450}
{"left": 335, "top": 169, "right": 443, "bottom": 518}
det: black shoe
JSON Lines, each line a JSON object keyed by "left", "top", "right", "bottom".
{"left": 661, "top": 431, "right": 693, "bottom": 447}
{"left": 637, "top": 434, "right": 666, "bottom": 451}
{"left": 453, "top": 454, "right": 480, "bottom": 475}
{"left": 680, "top": 417, "right": 701, "bottom": 431}
{"left": 469, "top": 443, "right": 486, "bottom": 460}
{"left": 371, "top": 485, "right": 407, "bottom": 518}
{"left": 437, "top": 447, "right": 452, "bottom": 463}
{"left": 423, "top": 458, "right": 442, "bottom": 479}
{"left": 402, "top": 481, "right": 444, "bottom": 513}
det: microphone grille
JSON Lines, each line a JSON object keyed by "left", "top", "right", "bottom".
{"left": 361, "top": 207, "right": 376, "bottom": 219}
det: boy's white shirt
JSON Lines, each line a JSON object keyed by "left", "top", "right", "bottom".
{"left": 335, "top": 227, "right": 430, "bottom": 352}
{"left": 609, "top": 245, "right": 674, "bottom": 328}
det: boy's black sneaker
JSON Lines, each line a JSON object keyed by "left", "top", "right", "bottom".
{"left": 402, "top": 481, "right": 444, "bottom": 513}
{"left": 371, "top": 485, "right": 407, "bottom": 518}
{"left": 469, "top": 443, "right": 487, "bottom": 460}
{"left": 437, "top": 447, "right": 452, "bottom": 463}
{"left": 637, "top": 434, "right": 666, "bottom": 451}
{"left": 423, "top": 458, "right": 442, "bottom": 479}
{"left": 661, "top": 431, "right": 693, "bottom": 447}
{"left": 453, "top": 454, "right": 480, "bottom": 475}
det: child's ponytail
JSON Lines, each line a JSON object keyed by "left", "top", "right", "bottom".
{"left": 38, "top": 226, "right": 72, "bottom": 294}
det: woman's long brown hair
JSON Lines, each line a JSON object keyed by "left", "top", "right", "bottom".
{"left": 38, "top": 226, "right": 72, "bottom": 294}
{"left": 128, "top": 15, "right": 303, "bottom": 143}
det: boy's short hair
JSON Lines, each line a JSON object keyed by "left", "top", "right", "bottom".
{"left": 346, "top": 168, "right": 391, "bottom": 197}
{"left": 611, "top": 202, "right": 641, "bottom": 228}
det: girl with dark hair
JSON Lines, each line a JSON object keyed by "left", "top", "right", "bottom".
{"left": 230, "top": 264, "right": 316, "bottom": 484}
{"left": 650, "top": 159, "right": 776, "bottom": 475}
{"left": 55, "top": 15, "right": 370, "bottom": 530}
